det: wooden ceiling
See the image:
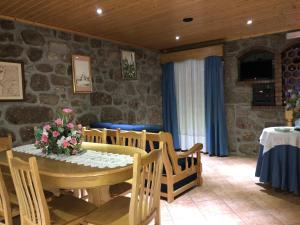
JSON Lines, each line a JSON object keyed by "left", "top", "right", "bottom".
{"left": 0, "top": 0, "right": 299, "bottom": 50}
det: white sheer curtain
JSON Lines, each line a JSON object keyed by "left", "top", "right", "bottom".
{"left": 174, "top": 59, "right": 206, "bottom": 151}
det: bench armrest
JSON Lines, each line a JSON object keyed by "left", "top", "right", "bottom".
{"left": 177, "top": 143, "right": 203, "bottom": 158}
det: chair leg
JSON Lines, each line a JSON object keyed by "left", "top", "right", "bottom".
{"left": 155, "top": 208, "right": 161, "bottom": 225}
{"left": 167, "top": 184, "right": 174, "bottom": 203}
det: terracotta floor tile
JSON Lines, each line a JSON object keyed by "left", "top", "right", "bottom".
{"left": 145, "top": 154, "right": 300, "bottom": 225}
{"left": 204, "top": 212, "right": 246, "bottom": 225}
{"left": 268, "top": 207, "right": 300, "bottom": 224}
{"left": 237, "top": 210, "right": 284, "bottom": 225}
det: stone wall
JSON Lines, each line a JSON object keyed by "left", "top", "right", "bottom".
{"left": 0, "top": 19, "right": 162, "bottom": 145}
{"left": 224, "top": 32, "right": 299, "bottom": 155}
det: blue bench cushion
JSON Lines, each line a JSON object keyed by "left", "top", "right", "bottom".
{"left": 161, "top": 173, "right": 197, "bottom": 193}
{"left": 90, "top": 122, "right": 162, "bottom": 133}
{"left": 161, "top": 157, "right": 198, "bottom": 193}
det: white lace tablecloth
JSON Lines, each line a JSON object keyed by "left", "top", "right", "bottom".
{"left": 260, "top": 127, "right": 300, "bottom": 154}
{"left": 13, "top": 144, "right": 133, "bottom": 169}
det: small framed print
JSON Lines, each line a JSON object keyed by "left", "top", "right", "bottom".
{"left": 121, "top": 50, "right": 137, "bottom": 80}
{"left": 0, "top": 60, "right": 25, "bottom": 101}
{"left": 72, "top": 55, "right": 92, "bottom": 93}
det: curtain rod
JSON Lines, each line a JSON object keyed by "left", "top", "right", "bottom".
{"left": 160, "top": 39, "right": 225, "bottom": 54}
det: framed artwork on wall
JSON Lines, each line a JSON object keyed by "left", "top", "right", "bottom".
{"left": 121, "top": 50, "right": 137, "bottom": 80}
{"left": 0, "top": 60, "right": 25, "bottom": 101}
{"left": 72, "top": 55, "right": 92, "bottom": 93}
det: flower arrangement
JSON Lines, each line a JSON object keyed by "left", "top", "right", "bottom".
{"left": 285, "top": 89, "right": 300, "bottom": 120}
{"left": 34, "top": 108, "right": 83, "bottom": 155}
{"left": 285, "top": 89, "right": 300, "bottom": 110}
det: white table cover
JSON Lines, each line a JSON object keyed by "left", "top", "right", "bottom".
{"left": 259, "top": 127, "right": 300, "bottom": 154}
{"left": 13, "top": 144, "right": 133, "bottom": 169}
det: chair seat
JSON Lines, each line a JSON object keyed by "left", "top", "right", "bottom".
{"left": 109, "top": 181, "right": 132, "bottom": 198}
{"left": 48, "top": 195, "right": 96, "bottom": 225}
{"left": 85, "top": 196, "right": 130, "bottom": 225}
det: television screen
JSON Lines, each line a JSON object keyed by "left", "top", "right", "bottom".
{"left": 239, "top": 51, "right": 274, "bottom": 81}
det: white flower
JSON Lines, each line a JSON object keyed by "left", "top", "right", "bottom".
{"left": 66, "top": 136, "right": 72, "bottom": 141}
{"left": 57, "top": 136, "right": 65, "bottom": 147}
{"left": 42, "top": 129, "right": 48, "bottom": 136}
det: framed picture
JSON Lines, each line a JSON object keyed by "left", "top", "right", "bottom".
{"left": 72, "top": 55, "right": 92, "bottom": 93}
{"left": 121, "top": 50, "right": 137, "bottom": 80}
{"left": 0, "top": 60, "right": 25, "bottom": 101}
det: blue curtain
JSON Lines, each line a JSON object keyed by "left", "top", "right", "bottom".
{"left": 162, "top": 62, "right": 180, "bottom": 149}
{"left": 204, "top": 56, "right": 228, "bottom": 156}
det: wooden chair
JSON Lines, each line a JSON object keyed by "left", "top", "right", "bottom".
{"left": 0, "top": 168, "right": 19, "bottom": 225}
{"left": 117, "top": 130, "right": 146, "bottom": 150}
{"left": 110, "top": 129, "right": 146, "bottom": 197}
{"left": 0, "top": 135, "right": 12, "bottom": 152}
{"left": 82, "top": 127, "right": 107, "bottom": 144}
{"left": 106, "top": 129, "right": 120, "bottom": 145}
{"left": 85, "top": 149, "right": 163, "bottom": 225}
{"left": 79, "top": 127, "right": 107, "bottom": 199}
{"left": 6, "top": 150, "right": 96, "bottom": 225}
{"left": 146, "top": 132, "right": 203, "bottom": 203}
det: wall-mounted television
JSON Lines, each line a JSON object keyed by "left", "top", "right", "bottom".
{"left": 239, "top": 50, "right": 274, "bottom": 81}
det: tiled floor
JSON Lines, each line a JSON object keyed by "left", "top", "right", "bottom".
{"left": 158, "top": 154, "right": 300, "bottom": 225}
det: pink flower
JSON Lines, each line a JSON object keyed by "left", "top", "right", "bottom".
{"left": 62, "top": 140, "right": 70, "bottom": 148}
{"left": 55, "top": 118, "right": 63, "bottom": 126}
{"left": 67, "top": 123, "right": 74, "bottom": 129}
{"left": 43, "top": 124, "right": 51, "bottom": 130}
{"left": 52, "top": 131, "right": 60, "bottom": 138}
{"left": 41, "top": 134, "right": 48, "bottom": 143}
{"left": 62, "top": 108, "right": 73, "bottom": 113}
{"left": 70, "top": 138, "right": 77, "bottom": 145}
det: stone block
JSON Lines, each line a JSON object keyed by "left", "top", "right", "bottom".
{"left": 0, "top": 20, "right": 15, "bottom": 30}
{"left": 30, "top": 74, "right": 50, "bottom": 91}
{"left": 48, "top": 41, "right": 70, "bottom": 62}
{"left": 50, "top": 74, "right": 70, "bottom": 86}
{"left": 39, "top": 93, "right": 59, "bottom": 105}
{"left": 6, "top": 106, "right": 53, "bottom": 124}
{"left": 101, "top": 107, "right": 122, "bottom": 122}
{"left": 19, "top": 126, "right": 35, "bottom": 142}
{"left": 0, "top": 44, "right": 23, "bottom": 57}
{"left": 27, "top": 47, "right": 43, "bottom": 62}
{"left": 21, "top": 29, "right": 45, "bottom": 46}
{"left": 77, "top": 113, "right": 98, "bottom": 126}
{"left": 0, "top": 32, "right": 14, "bottom": 42}
{"left": 90, "top": 92, "right": 112, "bottom": 106}
{"left": 36, "top": 63, "right": 53, "bottom": 73}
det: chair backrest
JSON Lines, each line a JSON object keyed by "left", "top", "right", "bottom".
{"left": 82, "top": 127, "right": 107, "bottom": 144}
{"left": 0, "top": 168, "right": 13, "bottom": 225}
{"left": 7, "top": 151, "right": 51, "bottom": 225}
{"left": 129, "top": 149, "right": 163, "bottom": 225}
{"left": 146, "top": 132, "right": 177, "bottom": 175}
{"left": 118, "top": 130, "right": 146, "bottom": 150}
{"left": 0, "top": 135, "right": 12, "bottom": 152}
{"left": 106, "top": 129, "right": 120, "bottom": 145}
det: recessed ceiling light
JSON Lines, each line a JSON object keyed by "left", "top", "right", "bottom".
{"left": 175, "top": 35, "right": 180, "bottom": 40}
{"left": 96, "top": 8, "right": 103, "bottom": 15}
{"left": 247, "top": 19, "right": 253, "bottom": 25}
{"left": 183, "top": 17, "right": 194, "bottom": 23}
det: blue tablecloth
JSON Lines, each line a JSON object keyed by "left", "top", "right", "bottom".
{"left": 255, "top": 144, "right": 300, "bottom": 193}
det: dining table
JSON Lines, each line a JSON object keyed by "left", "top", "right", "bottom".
{"left": 255, "top": 126, "right": 300, "bottom": 193}
{"left": 0, "top": 142, "right": 146, "bottom": 206}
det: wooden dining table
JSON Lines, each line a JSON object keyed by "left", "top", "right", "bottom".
{"left": 0, "top": 142, "right": 146, "bottom": 206}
